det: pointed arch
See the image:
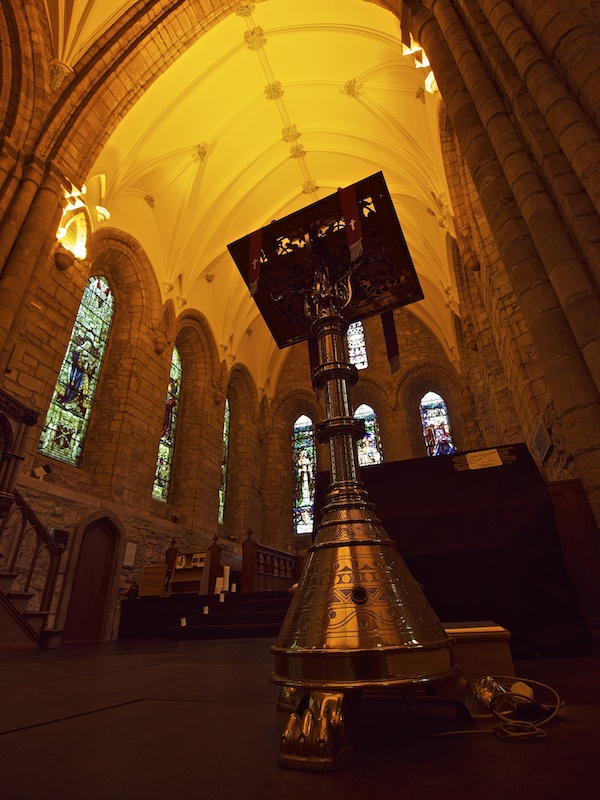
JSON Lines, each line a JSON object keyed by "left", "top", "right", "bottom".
{"left": 263, "top": 391, "right": 322, "bottom": 547}
{"left": 220, "top": 363, "right": 261, "bottom": 534}
{"left": 56, "top": 507, "right": 127, "bottom": 642}
{"left": 164, "top": 312, "right": 222, "bottom": 530}
{"left": 398, "top": 363, "right": 466, "bottom": 458}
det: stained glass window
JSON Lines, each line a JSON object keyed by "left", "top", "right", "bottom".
{"left": 152, "top": 346, "right": 182, "bottom": 501}
{"left": 218, "top": 398, "right": 230, "bottom": 525}
{"left": 292, "top": 414, "right": 316, "bottom": 534}
{"left": 355, "top": 403, "right": 383, "bottom": 466}
{"left": 347, "top": 320, "right": 368, "bottom": 370}
{"left": 38, "top": 276, "right": 114, "bottom": 465}
{"left": 420, "top": 391, "right": 455, "bottom": 456}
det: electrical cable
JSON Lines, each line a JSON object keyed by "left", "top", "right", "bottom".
{"left": 432, "top": 675, "right": 562, "bottom": 741}
{"left": 486, "top": 676, "right": 562, "bottom": 741}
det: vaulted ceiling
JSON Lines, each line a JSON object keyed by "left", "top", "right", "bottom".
{"left": 46, "top": 0, "right": 458, "bottom": 397}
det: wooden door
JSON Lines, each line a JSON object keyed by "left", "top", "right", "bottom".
{"left": 63, "top": 520, "right": 117, "bottom": 641}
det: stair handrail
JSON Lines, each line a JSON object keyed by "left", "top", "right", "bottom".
{"left": 0, "top": 489, "right": 67, "bottom": 616}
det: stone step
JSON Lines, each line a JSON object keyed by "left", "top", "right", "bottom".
{"left": 0, "top": 573, "right": 18, "bottom": 595}
{"left": 7, "top": 591, "right": 34, "bottom": 614}
{"left": 24, "top": 611, "right": 49, "bottom": 636}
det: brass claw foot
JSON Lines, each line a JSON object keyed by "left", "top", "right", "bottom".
{"left": 279, "top": 690, "right": 354, "bottom": 771}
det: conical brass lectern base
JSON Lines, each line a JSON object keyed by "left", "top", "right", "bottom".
{"left": 271, "top": 493, "right": 456, "bottom": 689}
{"left": 271, "top": 493, "right": 468, "bottom": 771}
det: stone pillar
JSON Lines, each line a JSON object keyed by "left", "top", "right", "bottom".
{"left": 0, "top": 159, "right": 44, "bottom": 274}
{"left": 412, "top": 1, "right": 600, "bottom": 521}
{"left": 433, "top": 0, "right": 600, "bottom": 392}
{"left": 511, "top": 0, "right": 600, "bottom": 126}
{"left": 0, "top": 163, "right": 64, "bottom": 351}
{"left": 0, "top": 142, "right": 23, "bottom": 220}
{"left": 478, "top": 0, "right": 600, "bottom": 219}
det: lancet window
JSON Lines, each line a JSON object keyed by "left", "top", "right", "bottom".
{"left": 354, "top": 403, "right": 383, "bottom": 466}
{"left": 38, "top": 276, "right": 115, "bottom": 465}
{"left": 420, "top": 391, "right": 455, "bottom": 456}
{"left": 152, "top": 346, "right": 182, "bottom": 501}
{"left": 218, "top": 398, "right": 231, "bottom": 525}
{"left": 292, "top": 414, "right": 316, "bottom": 534}
{"left": 347, "top": 320, "right": 368, "bottom": 370}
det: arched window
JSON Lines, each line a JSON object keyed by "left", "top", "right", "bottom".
{"left": 218, "top": 398, "right": 230, "bottom": 525}
{"left": 420, "top": 391, "right": 455, "bottom": 456}
{"left": 355, "top": 403, "right": 383, "bottom": 466}
{"left": 347, "top": 320, "right": 368, "bottom": 370}
{"left": 292, "top": 414, "right": 316, "bottom": 534}
{"left": 38, "top": 275, "right": 115, "bottom": 465}
{"left": 152, "top": 346, "right": 182, "bottom": 501}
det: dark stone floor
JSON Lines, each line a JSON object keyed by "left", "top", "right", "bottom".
{"left": 0, "top": 637, "right": 599, "bottom": 800}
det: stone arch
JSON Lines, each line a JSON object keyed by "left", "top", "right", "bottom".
{"left": 0, "top": 0, "right": 50, "bottom": 151}
{"left": 57, "top": 507, "right": 127, "bottom": 641}
{"left": 163, "top": 312, "right": 222, "bottom": 531}
{"left": 32, "top": 227, "right": 168, "bottom": 503}
{"left": 351, "top": 377, "right": 391, "bottom": 460}
{"left": 398, "top": 362, "right": 468, "bottom": 458}
{"left": 220, "top": 363, "right": 262, "bottom": 537}
{"left": 263, "top": 390, "right": 323, "bottom": 548}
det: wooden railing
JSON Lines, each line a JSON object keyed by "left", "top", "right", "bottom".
{"left": 0, "top": 489, "right": 67, "bottom": 616}
{"left": 241, "top": 529, "right": 299, "bottom": 592}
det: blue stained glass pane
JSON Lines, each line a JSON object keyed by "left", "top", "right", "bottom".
{"left": 38, "top": 276, "right": 114, "bottom": 465}
{"left": 292, "top": 414, "right": 316, "bottom": 534}
{"left": 420, "top": 391, "right": 455, "bottom": 456}
{"left": 347, "top": 320, "right": 368, "bottom": 370}
{"left": 218, "top": 398, "right": 230, "bottom": 525}
{"left": 152, "top": 347, "right": 182, "bottom": 501}
{"left": 355, "top": 403, "right": 383, "bottom": 466}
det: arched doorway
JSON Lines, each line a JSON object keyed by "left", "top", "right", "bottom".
{"left": 63, "top": 518, "right": 118, "bottom": 642}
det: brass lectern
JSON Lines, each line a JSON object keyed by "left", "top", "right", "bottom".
{"left": 228, "top": 173, "right": 469, "bottom": 770}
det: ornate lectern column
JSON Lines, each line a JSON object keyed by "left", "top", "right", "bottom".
{"left": 271, "top": 279, "right": 459, "bottom": 769}
{"left": 227, "top": 172, "right": 475, "bottom": 769}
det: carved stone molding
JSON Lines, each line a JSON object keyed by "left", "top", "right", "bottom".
{"left": 265, "top": 82, "right": 284, "bottom": 100}
{"left": 0, "top": 389, "right": 40, "bottom": 426}
{"left": 245, "top": 27, "right": 266, "bottom": 51}
{"left": 236, "top": 4, "right": 255, "bottom": 17}
{"left": 282, "top": 125, "right": 301, "bottom": 142}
